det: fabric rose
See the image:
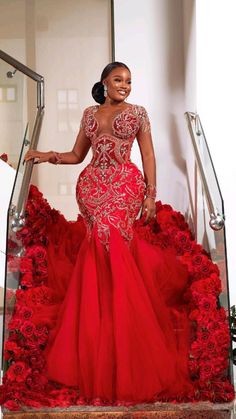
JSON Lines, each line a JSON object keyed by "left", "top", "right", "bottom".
{"left": 2, "top": 399, "right": 20, "bottom": 410}
{"left": 6, "top": 362, "right": 31, "bottom": 383}
{"left": 20, "top": 321, "right": 35, "bottom": 339}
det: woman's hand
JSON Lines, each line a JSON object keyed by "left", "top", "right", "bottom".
{"left": 24, "top": 150, "right": 57, "bottom": 164}
{"left": 142, "top": 197, "right": 156, "bottom": 224}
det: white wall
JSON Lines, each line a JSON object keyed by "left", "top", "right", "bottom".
{"left": 0, "top": 160, "right": 16, "bottom": 288}
{"left": 182, "top": 0, "right": 197, "bottom": 234}
{"left": 196, "top": 0, "right": 236, "bottom": 304}
{"left": 0, "top": 160, "right": 16, "bottom": 369}
{"left": 114, "top": 0, "right": 190, "bottom": 215}
{"left": 183, "top": 0, "right": 196, "bottom": 112}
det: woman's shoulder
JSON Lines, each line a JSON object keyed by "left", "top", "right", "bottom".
{"left": 130, "top": 104, "right": 151, "bottom": 132}
{"left": 82, "top": 104, "right": 98, "bottom": 114}
{"left": 80, "top": 105, "right": 98, "bottom": 129}
{"left": 129, "top": 104, "right": 149, "bottom": 122}
{"left": 129, "top": 103, "right": 148, "bottom": 114}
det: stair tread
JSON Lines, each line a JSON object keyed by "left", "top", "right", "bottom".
{"left": 3, "top": 402, "right": 234, "bottom": 419}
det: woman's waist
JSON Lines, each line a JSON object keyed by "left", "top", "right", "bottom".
{"left": 80, "top": 160, "right": 144, "bottom": 179}
{"left": 90, "top": 155, "right": 131, "bottom": 169}
{"left": 90, "top": 136, "right": 133, "bottom": 169}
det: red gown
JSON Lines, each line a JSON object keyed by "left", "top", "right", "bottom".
{"left": 45, "top": 104, "right": 194, "bottom": 403}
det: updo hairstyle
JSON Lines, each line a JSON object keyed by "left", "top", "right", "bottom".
{"left": 91, "top": 62, "right": 130, "bottom": 104}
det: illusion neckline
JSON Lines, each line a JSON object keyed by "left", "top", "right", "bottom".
{"left": 91, "top": 104, "right": 135, "bottom": 134}
{"left": 93, "top": 103, "right": 134, "bottom": 117}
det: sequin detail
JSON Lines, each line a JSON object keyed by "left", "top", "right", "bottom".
{"left": 76, "top": 163, "right": 145, "bottom": 249}
{"left": 76, "top": 104, "right": 150, "bottom": 248}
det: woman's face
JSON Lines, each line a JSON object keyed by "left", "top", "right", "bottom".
{"left": 103, "top": 67, "right": 132, "bottom": 103}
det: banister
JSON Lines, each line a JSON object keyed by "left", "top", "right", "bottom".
{"left": 0, "top": 50, "right": 43, "bottom": 83}
{"left": 11, "top": 109, "right": 44, "bottom": 230}
{"left": 185, "top": 112, "right": 225, "bottom": 231}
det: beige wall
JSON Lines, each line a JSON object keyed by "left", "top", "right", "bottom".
{"left": 0, "top": 55, "right": 27, "bottom": 169}
{"left": 0, "top": 0, "right": 112, "bottom": 220}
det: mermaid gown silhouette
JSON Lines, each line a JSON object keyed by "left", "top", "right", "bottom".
{"left": 44, "top": 104, "right": 194, "bottom": 404}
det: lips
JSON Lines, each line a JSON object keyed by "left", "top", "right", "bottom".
{"left": 117, "top": 90, "right": 127, "bottom": 96}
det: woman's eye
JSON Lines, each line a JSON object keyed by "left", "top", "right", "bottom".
{"left": 113, "top": 78, "right": 131, "bottom": 84}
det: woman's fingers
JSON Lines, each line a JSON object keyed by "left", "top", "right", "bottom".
{"left": 24, "top": 151, "right": 38, "bottom": 161}
{"left": 24, "top": 150, "right": 46, "bottom": 163}
{"left": 142, "top": 207, "right": 150, "bottom": 223}
{"left": 142, "top": 204, "right": 156, "bottom": 224}
{"left": 142, "top": 205, "right": 148, "bottom": 218}
{"left": 146, "top": 211, "right": 155, "bottom": 223}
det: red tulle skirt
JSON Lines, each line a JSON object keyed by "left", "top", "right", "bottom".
{"left": 45, "top": 221, "right": 193, "bottom": 403}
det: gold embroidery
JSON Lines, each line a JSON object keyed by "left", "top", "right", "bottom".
{"left": 77, "top": 104, "right": 150, "bottom": 248}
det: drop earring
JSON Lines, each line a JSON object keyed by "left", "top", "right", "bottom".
{"left": 103, "top": 84, "right": 107, "bottom": 97}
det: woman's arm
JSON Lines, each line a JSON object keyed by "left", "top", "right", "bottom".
{"left": 24, "top": 125, "right": 91, "bottom": 165}
{"left": 136, "top": 112, "right": 157, "bottom": 223}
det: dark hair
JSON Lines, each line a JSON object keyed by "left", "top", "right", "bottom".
{"left": 91, "top": 61, "right": 130, "bottom": 104}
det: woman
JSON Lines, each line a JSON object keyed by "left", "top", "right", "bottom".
{"left": 24, "top": 62, "right": 193, "bottom": 404}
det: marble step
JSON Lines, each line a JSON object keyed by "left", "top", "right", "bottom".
{"left": 3, "top": 402, "right": 235, "bottom": 419}
{"left": 2, "top": 412, "right": 233, "bottom": 419}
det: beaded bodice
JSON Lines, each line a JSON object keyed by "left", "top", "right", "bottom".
{"left": 80, "top": 104, "right": 150, "bottom": 169}
{"left": 77, "top": 104, "right": 151, "bottom": 248}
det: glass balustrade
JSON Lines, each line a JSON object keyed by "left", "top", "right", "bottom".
{"left": 0, "top": 49, "right": 44, "bottom": 382}
{"left": 0, "top": 58, "right": 30, "bottom": 372}
{"left": 185, "top": 112, "right": 233, "bottom": 383}
{"left": 2, "top": 123, "right": 30, "bottom": 372}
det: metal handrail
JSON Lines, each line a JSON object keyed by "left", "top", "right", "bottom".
{"left": 11, "top": 109, "right": 44, "bottom": 230}
{"left": 0, "top": 49, "right": 44, "bottom": 109}
{"left": 185, "top": 112, "right": 225, "bottom": 231}
{"left": 0, "top": 50, "right": 45, "bottom": 228}
{"left": 0, "top": 50, "right": 43, "bottom": 82}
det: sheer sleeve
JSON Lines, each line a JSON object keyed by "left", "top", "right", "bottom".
{"left": 136, "top": 106, "right": 156, "bottom": 194}
{"left": 79, "top": 107, "right": 92, "bottom": 140}
{"left": 138, "top": 106, "right": 151, "bottom": 133}
{"left": 80, "top": 109, "right": 86, "bottom": 131}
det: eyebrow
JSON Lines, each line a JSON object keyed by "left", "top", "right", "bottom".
{"left": 112, "top": 74, "right": 131, "bottom": 79}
